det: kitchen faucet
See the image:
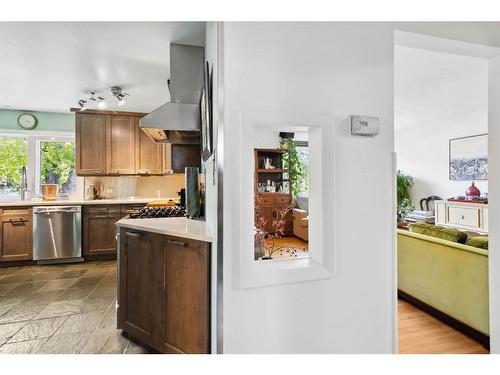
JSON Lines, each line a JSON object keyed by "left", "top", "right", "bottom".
{"left": 20, "top": 166, "right": 28, "bottom": 201}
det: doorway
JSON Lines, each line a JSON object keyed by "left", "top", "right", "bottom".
{"left": 394, "top": 31, "right": 500, "bottom": 354}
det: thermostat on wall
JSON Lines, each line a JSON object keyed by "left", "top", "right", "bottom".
{"left": 350, "top": 115, "right": 380, "bottom": 137}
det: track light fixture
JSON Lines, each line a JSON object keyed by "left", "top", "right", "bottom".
{"left": 77, "top": 99, "right": 87, "bottom": 111}
{"left": 111, "top": 87, "right": 129, "bottom": 106}
{"left": 76, "top": 87, "right": 129, "bottom": 110}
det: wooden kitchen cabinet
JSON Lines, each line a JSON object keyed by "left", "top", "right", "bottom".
{"left": 106, "top": 115, "right": 137, "bottom": 175}
{"left": 75, "top": 109, "right": 202, "bottom": 176}
{"left": 0, "top": 208, "right": 33, "bottom": 262}
{"left": 160, "top": 235, "right": 210, "bottom": 354}
{"left": 82, "top": 205, "right": 121, "bottom": 260}
{"left": 118, "top": 229, "right": 161, "bottom": 345}
{"left": 76, "top": 113, "right": 106, "bottom": 175}
{"left": 118, "top": 229, "right": 211, "bottom": 353}
{"left": 136, "top": 118, "right": 164, "bottom": 175}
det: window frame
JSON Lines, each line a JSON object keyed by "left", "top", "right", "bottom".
{"left": 34, "top": 136, "right": 76, "bottom": 197}
{"left": 0, "top": 133, "right": 29, "bottom": 200}
{"left": 0, "top": 129, "right": 82, "bottom": 200}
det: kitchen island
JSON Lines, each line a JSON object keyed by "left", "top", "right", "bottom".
{"left": 115, "top": 217, "right": 212, "bottom": 354}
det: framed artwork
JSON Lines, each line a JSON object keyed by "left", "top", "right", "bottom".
{"left": 449, "top": 133, "right": 488, "bottom": 180}
{"left": 201, "top": 61, "right": 213, "bottom": 161}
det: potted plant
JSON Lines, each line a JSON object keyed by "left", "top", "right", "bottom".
{"left": 254, "top": 202, "right": 295, "bottom": 260}
{"left": 280, "top": 138, "right": 306, "bottom": 197}
{"left": 396, "top": 170, "right": 414, "bottom": 225}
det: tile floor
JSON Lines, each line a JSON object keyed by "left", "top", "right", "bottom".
{"left": 0, "top": 261, "right": 149, "bottom": 354}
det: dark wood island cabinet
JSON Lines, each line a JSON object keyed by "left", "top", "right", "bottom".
{"left": 117, "top": 228, "right": 211, "bottom": 354}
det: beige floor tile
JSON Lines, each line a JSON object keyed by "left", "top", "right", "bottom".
{"left": 98, "top": 304, "right": 117, "bottom": 329}
{"left": 28, "top": 271, "right": 65, "bottom": 281}
{"left": 34, "top": 299, "right": 84, "bottom": 319}
{"left": 0, "top": 295, "right": 26, "bottom": 308}
{"left": 34, "top": 278, "right": 78, "bottom": 292}
{"left": 21, "top": 291, "right": 62, "bottom": 306}
{"left": 81, "top": 296, "right": 115, "bottom": 314}
{"left": 0, "top": 284, "right": 17, "bottom": 297}
{"left": 0, "top": 303, "right": 47, "bottom": 324}
{"left": 0, "top": 305, "right": 13, "bottom": 317}
{"left": 88, "top": 285, "right": 116, "bottom": 298}
{"left": 38, "top": 332, "right": 91, "bottom": 354}
{"left": 0, "top": 338, "right": 47, "bottom": 354}
{"left": 70, "top": 277, "right": 103, "bottom": 289}
{"left": 124, "top": 340, "right": 150, "bottom": 354}
{"left": 56, "top": 311, "right": 104, "bottom": 335}
{"left": 0, "top": 321, "right": 27, "bottom": 346}
{"left": 80, "top": 328, "right": 129, "bottom": 354}
{"left": 5, "top": 281, "right": 47, "bottom": 295}
{"left": 0, "top": 261, "right": 148, "bottom": 355}
{"left": 57, "top": 287, "right": 94, "bottom": 301}
{"left": 57, "top": 270, "right": 89, "bottom": 279}
{"left": 0, "top": 268, "right": 19, "bottom": 277}
{"left": 0, "top": 274, "right": 31, "bottom": 285}
{"left": 8, "top": 316, "right": 68, "bottom": 343}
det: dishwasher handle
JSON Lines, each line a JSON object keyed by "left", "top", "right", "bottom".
{"left": 34, "top": 208, "right": 80, "bottom": 214}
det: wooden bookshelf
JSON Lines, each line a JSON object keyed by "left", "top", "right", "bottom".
{"left": 254, "top": 148, "right": 292, "bottom": 235}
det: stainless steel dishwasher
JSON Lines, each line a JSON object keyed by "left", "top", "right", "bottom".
{"left": 33, "top": 205, "right": 83, "bottom": 263}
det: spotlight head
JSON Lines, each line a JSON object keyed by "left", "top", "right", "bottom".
{"left": 111, "top": 87, "right": 128, "bottom": 106}
{"left": 78, "top": 100, "right": 87, "bottom": 111}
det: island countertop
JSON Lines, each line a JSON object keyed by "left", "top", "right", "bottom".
{"left": 116, "top": 217, "right": 212, "bottom": 243}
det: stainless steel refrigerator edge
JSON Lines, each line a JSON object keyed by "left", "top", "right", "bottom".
{"left": 33, "top": 206, "right": 83, "bottom": 263}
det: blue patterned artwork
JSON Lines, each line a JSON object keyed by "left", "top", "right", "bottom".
{"left": 449, "top": 134, "right": 488, "bottom": 180}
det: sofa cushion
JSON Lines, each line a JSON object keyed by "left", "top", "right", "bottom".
{"left": 466, "top": 236, "right": 489, "bottom": 250}
{"left": 409, "top": 222, "right": 467, "bottom": 244}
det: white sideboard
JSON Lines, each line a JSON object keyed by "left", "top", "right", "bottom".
{"left": 435, "top": 200, "right": 488, "bottom": 233}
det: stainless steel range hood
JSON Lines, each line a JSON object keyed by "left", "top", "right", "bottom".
{"left": 140, "top": 43, "right": 204, "bottom": 144}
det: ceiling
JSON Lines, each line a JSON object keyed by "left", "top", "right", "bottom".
{"left": 394, "top": 46, "right": 488, "bottom": 132}
{"left": 0, "top": 22, "right": 206, "bottom": 113}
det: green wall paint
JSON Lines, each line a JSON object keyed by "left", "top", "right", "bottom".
{"left": 0, "top": 109, "right": 75, "bottom": 132}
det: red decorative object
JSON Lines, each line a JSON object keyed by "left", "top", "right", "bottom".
{"left": 465, "top": 182, "right": 481, "bottom": 197}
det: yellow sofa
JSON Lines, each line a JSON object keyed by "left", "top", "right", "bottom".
{"left": 397, "top": 229, "right": 489, "bottom": 337}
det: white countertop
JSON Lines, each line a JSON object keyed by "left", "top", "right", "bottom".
{"left": 116, "top": 217, "right": 212, "bottom": 243}
{"left": 0, "top": 197, "right": 171, "bottom": 207}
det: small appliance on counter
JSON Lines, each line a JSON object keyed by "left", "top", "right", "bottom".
{"left": 85, "top": 184, "right": 100, "bottom": 200}
{"left": 41, "top": 184, "right": 58, "bottom": 200}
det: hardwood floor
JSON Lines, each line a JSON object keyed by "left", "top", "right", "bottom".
{"left": 0, "top": 261, "right": 149, "bottom": 354}
{"left": 398, "top": 299, "right": 489, "bottom": 354}
{"left": 264, "top": 236, "right": 309, "bottom": 259}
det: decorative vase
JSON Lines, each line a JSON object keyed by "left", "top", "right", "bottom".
{"left": 465, "top": 181, "right": 481, "bottom": 198}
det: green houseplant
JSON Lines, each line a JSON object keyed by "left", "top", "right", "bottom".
{"left": 280, "top": 138, "right": 307, "bottom": 197}
{"left": 397, "top": 170, "right": 414, "bottom": 220}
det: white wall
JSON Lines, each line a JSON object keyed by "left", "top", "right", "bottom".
{"left": 488, "top": 55, "right": 500, "bottom": 353}
{"left": 223, "top": 22, "right": 396, "bottom": 353}
{"left": 395, "top": 47, "right": 488, "bottom": 205}
{"left": 204, "top": 22, "right": 219, "bottom": 353}
{"left": 221, "top": 22, "right": 500, "bottom": 354}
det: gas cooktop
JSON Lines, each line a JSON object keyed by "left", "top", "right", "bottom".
{"left": 128, "top": 206, "right": 186, "bottom": 219}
